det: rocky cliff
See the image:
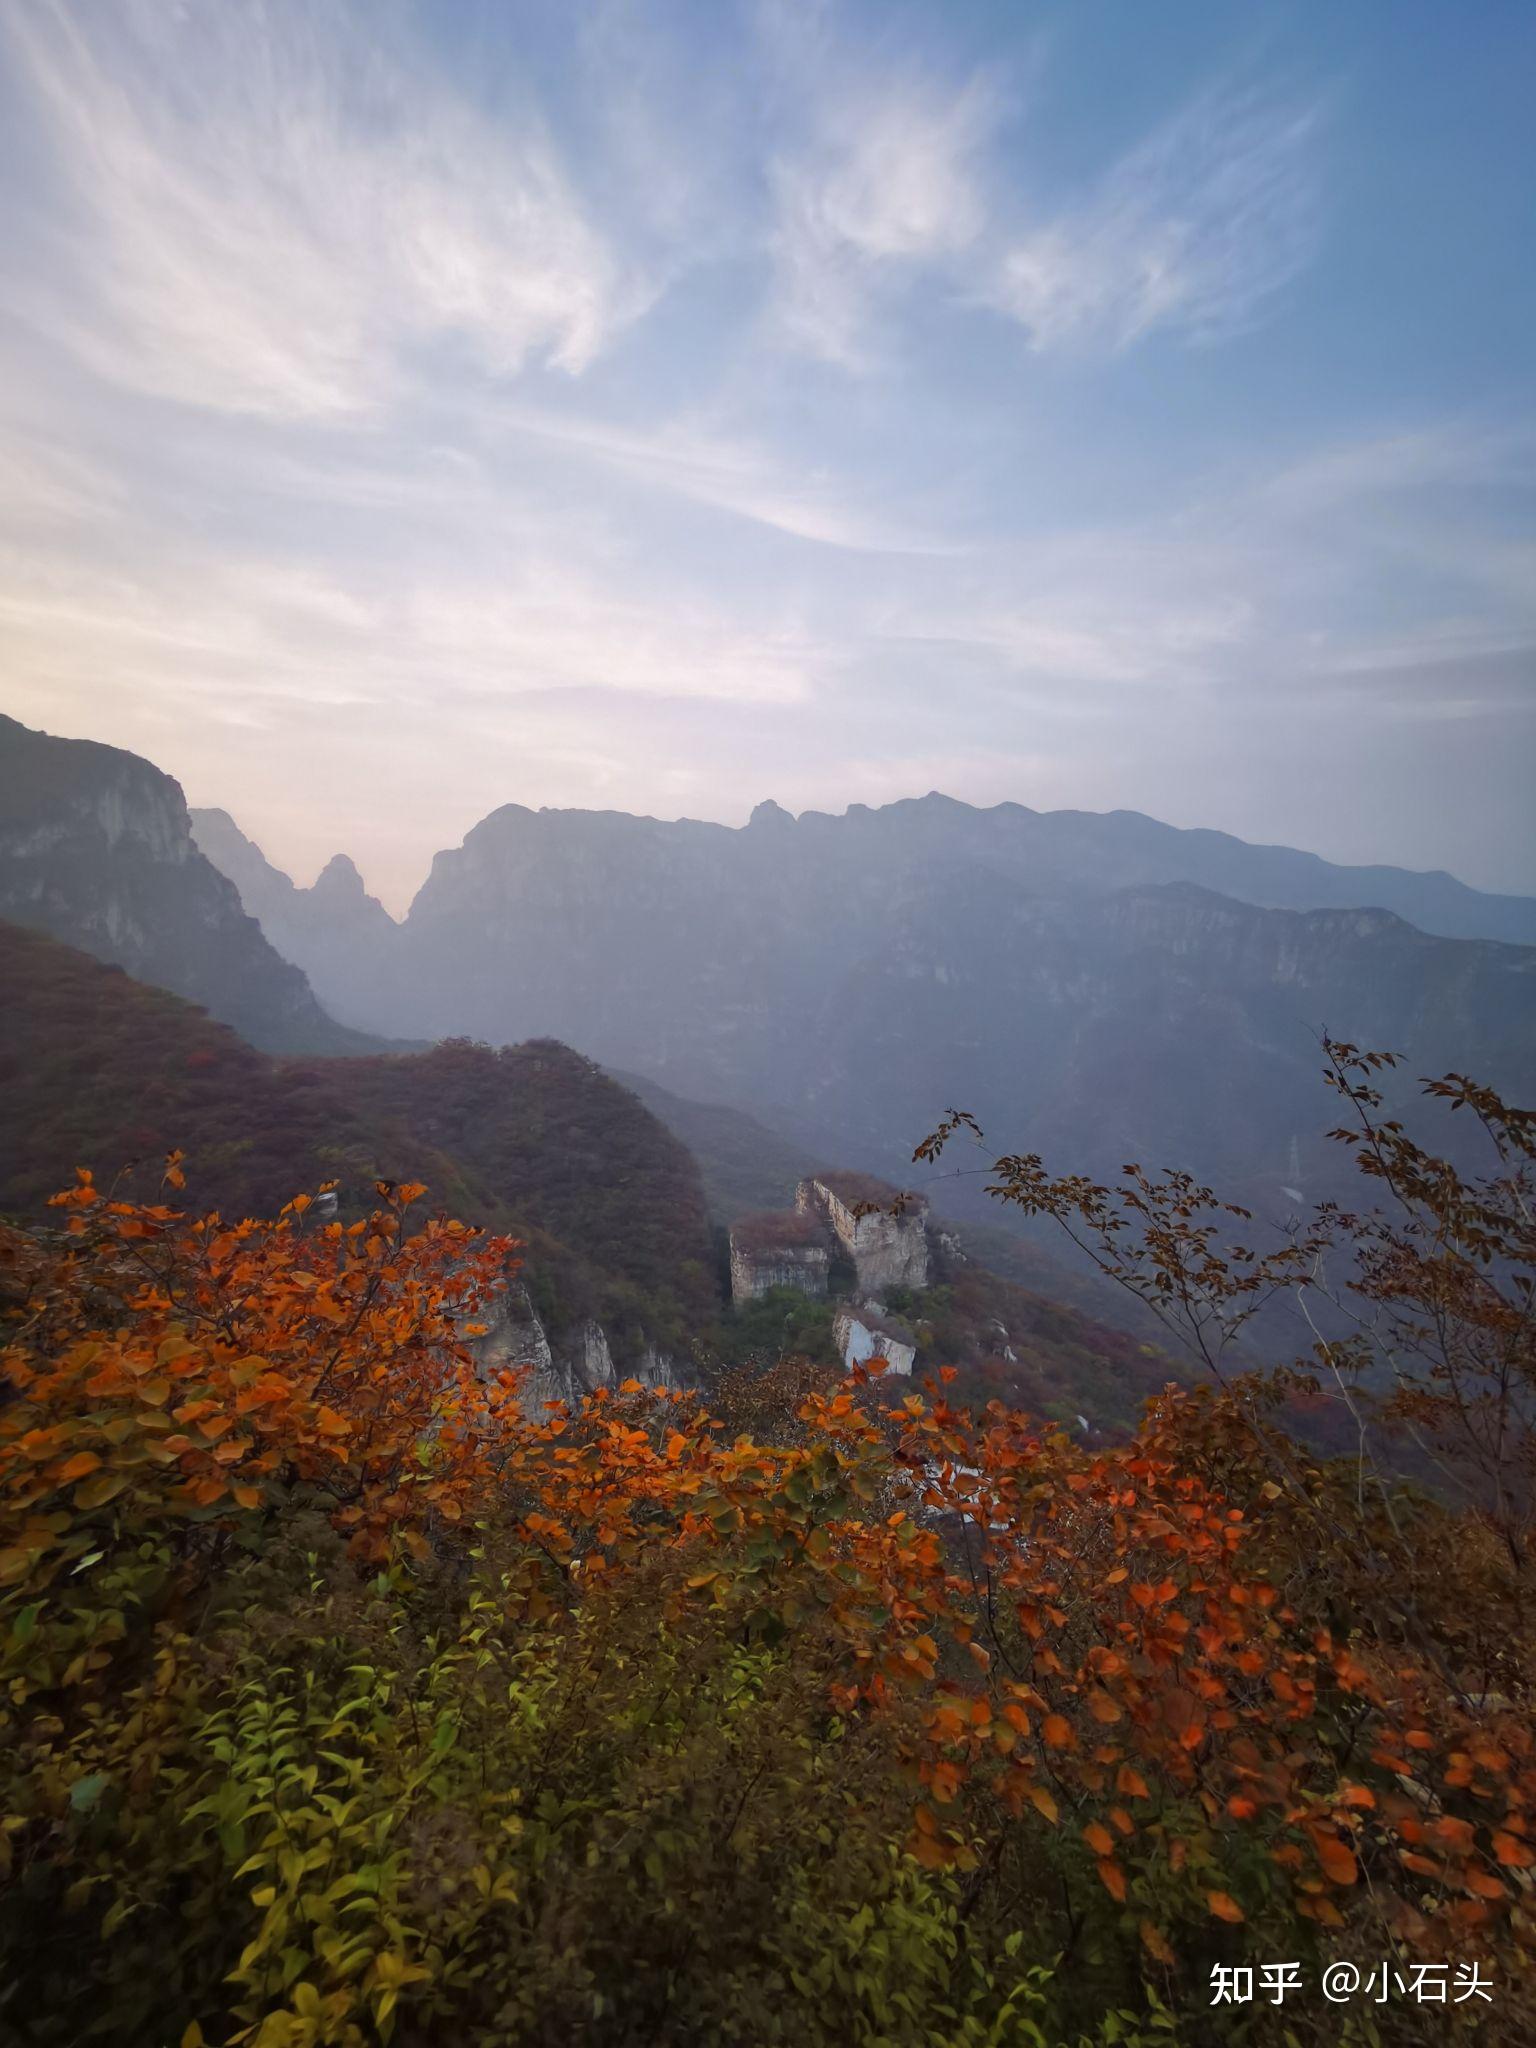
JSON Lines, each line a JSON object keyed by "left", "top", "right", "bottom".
{"left": 189, "top": 807, "right": 399, "bottom": 1031}
{"left": 0, "top": 717, "right": 370, "bottom": 1054}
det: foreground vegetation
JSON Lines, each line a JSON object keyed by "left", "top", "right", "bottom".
{"left": 0, "top": 1046, "right": 1532, "bottom": 2045}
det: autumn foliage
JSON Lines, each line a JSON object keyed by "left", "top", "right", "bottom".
{"left": 1, "top": 1053, "right": 1534, "bottom": 2045}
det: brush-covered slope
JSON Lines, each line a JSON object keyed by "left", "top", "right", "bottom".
{"left": 0, "top": 921, "right": 471, "bottom": 1221}
{"left": 324, "top": 1039, "right": 716, "bottom": 1354}
{"left": 0, "top": 923, "right": 715, "bottom": 1366}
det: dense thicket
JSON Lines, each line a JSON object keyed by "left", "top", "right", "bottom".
{"left": 1, "top": 1049, "right": 1532, "bottom": 2045}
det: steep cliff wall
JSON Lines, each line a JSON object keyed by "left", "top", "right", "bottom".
{"left": 0, "top": 717, "right": 368, "bottom": 1053}
{"left": 729, "top": 1211, "right": 831, "bottom": 1303}
{"left": 797, "top": 1174, "right": 930, "bottom": 1294}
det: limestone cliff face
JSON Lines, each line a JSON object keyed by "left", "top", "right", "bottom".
{"left": 728, "top": 1209, "right": 832, "bottom": 1303}
{"left": 0, "top": 717, "right": 367, "bottom": 1054}
{"left": 472, "top": 1279, "right": 688, "bottom": 1412}
{"left": 833, "top": 1306, "right": 916, "bottom": 1378}
{"left": 797, "top": 1174, "right": 929, "bottom": 1294}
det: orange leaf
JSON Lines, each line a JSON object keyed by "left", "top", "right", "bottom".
{"left": 1096, "top": 1857, "right": 1127, "bottom": 1902}
{"left": 1041, "top": 1714, "right": 1075, "bottom": 1751}
{"left": 57, "top": 1451, "right": 102, "bottom": 1484}
{"left": 1314, "top": 1834, "right": 1358, "bottom": 1887}
{"left": 1083, "top": 1821, "right": 1115, "bottom": 1857}
{"left": 1139, "top": 1920, "right": 1174, "bottom": 1965}
{"left": 1494, "top": 1832, "right": 1533, "bottom": 1869}
{"left": 1207, "top": 1890, "right": 1245, "bottom": 1924}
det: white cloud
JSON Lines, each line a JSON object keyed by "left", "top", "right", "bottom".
{"left": 991, "top": 87, "right": 1323, "bottom": 353}
{"left": 2, "top": 0, "right": 646, "bottom": 418}
{"left": 769, "top": 77, "right": 993, "bottom": 366}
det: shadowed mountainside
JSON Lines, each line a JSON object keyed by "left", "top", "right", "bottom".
{"left": 0, "top": 715, "right": 373, "bottom": 1054}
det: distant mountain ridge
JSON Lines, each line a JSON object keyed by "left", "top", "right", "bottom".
{"left": 0, "top": 716, "right": 372, "bottom": 1054}
{"left": 189, "top": 787, "right": 1536, "bottom": 1233}
{"left": 190, "top": 806, "right": 398, "bottom": 1033}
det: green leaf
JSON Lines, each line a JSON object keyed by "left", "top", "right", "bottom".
{"left": 69, "top": 1774, "right": 107, "bottom": 1813}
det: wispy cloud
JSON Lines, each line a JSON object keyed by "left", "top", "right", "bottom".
{"left": 490, "top": 406, "right": 950, "bottom": 552}
{"left": 1, "top": 0, "right": 646, "bottom": 418}
{"left": 768, "top": 71, "right": 994, "bottom": 366}
{"left": 991, "top": 87, "right": 1324, "bottom": 353}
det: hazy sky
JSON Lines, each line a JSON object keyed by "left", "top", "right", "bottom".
{"left": 1, "top": 0, "right": 1533, "bottom": 913}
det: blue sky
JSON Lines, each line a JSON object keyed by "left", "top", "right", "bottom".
{"left": 1, "top": 0, "right": 1532, "bottom": 911}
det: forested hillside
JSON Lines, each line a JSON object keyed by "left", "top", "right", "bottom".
{"left": 326, "top": 1039, "right": 717, "bottom": 1355}
{"left": 0, "top": 922, "right": 712, "bottom": 1371}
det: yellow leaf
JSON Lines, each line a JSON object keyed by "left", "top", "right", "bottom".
{"left": 1027, "top": 1784, "right": 1059, "bottom": 1825}
{"left": 75, "top": 1471, "right": 130, "bottom": 1510}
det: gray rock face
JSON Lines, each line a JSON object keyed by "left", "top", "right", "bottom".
{"left": 798, "top": 1174, "right": 929, "bottom": 1294}
{"left": 728, "top": 1216, "right": 831, "bottom": 1303}
{"left": 833, "top": 1306, "right": 917, "bottom": 1378}
{"left": 473, "top": 1283, "right": 687, "bottom": 1412}
{"left": 0, "top": 716, "right": 365, "bottom": 1054}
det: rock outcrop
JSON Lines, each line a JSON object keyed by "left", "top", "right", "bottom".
{"left": 729, "top": 1211, "right": 832, "bottom": 1303}
{"left": 797, "top": 1172, "right": 929, "bottom": 1294}
{"left": 833, "top": 1304, "right": 917, "bottom": 1377}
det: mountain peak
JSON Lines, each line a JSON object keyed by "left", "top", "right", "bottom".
{"left": 313, "top": 852, "right": 367, "bottom": 899}
{"left": 749, "top": 799, "right": 795, "bottom": 829}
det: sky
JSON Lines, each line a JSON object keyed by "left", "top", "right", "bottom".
{"left": 1, "top": 0, "right": 1533, "bottom": 914}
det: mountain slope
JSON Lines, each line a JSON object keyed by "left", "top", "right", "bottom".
{"left": 324, "top": 1039, "right": 716, "bottom": 1354}
{"left": 0, "top": 921, "right": 714, "bottom": 1371}
{"left": 385, "top": 820, "right": 1536, "bottom": 1217}
{"left": 0, "top": 716, "right": 371, "bottom": 1054}
{"left": 189, "top": 806, "right": 398, "bottom": 1031}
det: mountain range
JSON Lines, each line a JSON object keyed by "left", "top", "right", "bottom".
{"left": 4, "top": 710, "right": 1533, "bottom": 1264}
{"left": 187, "top": 784, "right": 1536, "bottom": 1222}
